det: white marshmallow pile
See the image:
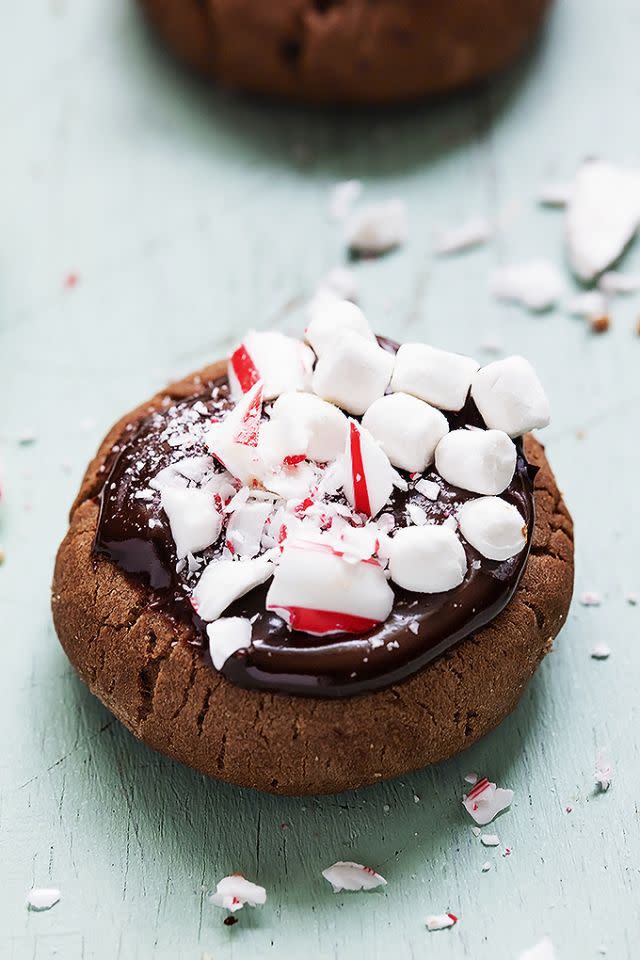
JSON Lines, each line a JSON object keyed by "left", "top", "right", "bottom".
{"left": 145, "top": 304, "right": 550, "bottom": 669}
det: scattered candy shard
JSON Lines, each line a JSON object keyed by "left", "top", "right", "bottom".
{"left": 566, "top": 290, "right": 608, "bottom": 318}
{"left": 228, "top": 331, "right": 309, "bottom": 400}
{"left": 457, "top": 496, "right": 527, "bottom": 561}
{"left": 566, "top": 160, "right": 640, "bottom": 281}
{"left": 481, "top": 861, "right": 492, "bottom": 872}
{"left": 462, "top": 777, "right": 514, "bottom": 826}
{"left": 207, "top": 617, "right": 252, "bottom": 670}
{"left": 342, "top": 420, "right": 394, "bottom": 518}
{"left": 595, "top": 748, "right": 613, "bottom": 791}
{"left": 518, "top": 936, "right": 556, "bottom": 960}
{"left": 538, "top": 181, "right": 573, "bottom": 206}
{"left": 490, "top": 259, "right": 563, "bottom": 311}
{"left": 471, "top": 356, "right": 551, "bottom": 438}
{"left": 580, "top": 591, "right": 602, "bottom": 607}
{"left": 391, "top": 343, "right": 479, "bottom": 412}
{"left": 599, "top": 270, "right": 640, "bottom": 294}
{"left": 161, "top": 487, "right": 222, "bottom": 560}
{"left": 322, "top": 861, "right": 387, "bottom": 892}
{"left": 209, "top": 874, "right": 267, "bottom": 912}
{"left": 426, "top": 913, "right": 457, "bottom": 931}
{"left": 591, "top": 643, "right": 611, "bottom": 660}
{"left": 26, "top": 888, "right": 60, "bottom": 911}
{"left": 345, "top": 199, "right": 408, "bottom": 256}
{"left": 192, "top": 557, "right": 274, "bottom": 622}
{"left": 328, "top": 179, "right": 362, "bottom": 221}
{"left": 316, "top": 266, "right": 358, "bottom": 301}
{"left": 480, "top": 833, "right": 501, "bottom": 847}
{"left": 433, "top": 216, "right": 492, "bottom": 255}
{"left": 266, "top": 539, "right": 394, "bottom": 635}
{"left": 269, "top": 391, "right": 348, "bottom": 463}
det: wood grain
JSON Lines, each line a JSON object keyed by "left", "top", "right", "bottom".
{"left": 2, "top": 0, "right": 640, "bottom": 956}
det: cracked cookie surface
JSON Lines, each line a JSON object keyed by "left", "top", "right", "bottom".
{"left": 52, "top": 359, "right": 574, "bottom": 795}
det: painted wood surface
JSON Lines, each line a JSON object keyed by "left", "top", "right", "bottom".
{"left": 2, "top": 1, "right": 640, "bottom": 957}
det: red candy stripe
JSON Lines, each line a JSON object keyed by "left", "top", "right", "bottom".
{"left": 465, "top": 777, "right": 491, "bottom": 801}
{"left": 233, "top": 384, "right": 263, "bottom": 447}
{"left": 349, "top": 421, "right": 371, "bottom": 516}
{"left": 278, "top": 606, "right": 379, "bottom": 636}
{"left": 230, "top": 344, "right": 260, "bottom": 393}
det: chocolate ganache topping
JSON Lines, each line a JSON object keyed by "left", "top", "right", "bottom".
{"left": 95, "top": 336, "right": 537, "bottom": 698}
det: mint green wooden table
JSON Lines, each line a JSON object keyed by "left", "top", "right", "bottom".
{"left": 2, "top": 2, "right": 640, "bottom": 957}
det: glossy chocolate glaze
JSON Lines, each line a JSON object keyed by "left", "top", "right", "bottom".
{"left": 94, "top": 341, "right": 536, "bottom": 698}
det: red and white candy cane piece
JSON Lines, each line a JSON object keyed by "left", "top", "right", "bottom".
{"left": 228, "top": 331, "right": 309, "bottom": 401}
{"left": 232, "top": 381, "right": 263, "bottom": 446}
{"left": 342, "top": 420, "right": 394, "bottom": 518}
{"left": 462, "top": 777, "right": 514, "bottom": 826}
{"left": 266, "top": 538, "right": 393, "bottom": 636}
{"left": 209, "top": 874, "right": 267, "bottom": 912}
{"left": 321, "top": 861, "right": 387, "bottom": 892}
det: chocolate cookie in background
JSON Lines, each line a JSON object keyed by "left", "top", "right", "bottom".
{"left": 52, "top": 302, "right": 573, "bottom": 795}
{"left": 137, "top": 0, "right": 553, "bottom": 104}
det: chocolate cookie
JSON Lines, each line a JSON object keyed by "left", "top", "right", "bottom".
{"left": 138, "top": 0, "right": 553, "bottom": 104}
{"left": 52, "top": 323, "right": 573, "bottom": 795}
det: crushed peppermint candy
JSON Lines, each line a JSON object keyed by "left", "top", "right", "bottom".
{"left": 591, "top": 643, "right": 611, "bottom": 660}
{"left": 26, "top": 888, "right": 61, "bottom": 911}
{"left": 328, "top": 179, "right": 362, "bottom": 222}
{"left": 322, "top": 861, "right": 387, "bottom": 892}
{"left": 426, "top": 913, "right": 458, "bottom": 931}
{"left": 480, "top": 833, "right": 501, "bottom": 847}
{"left": 345, "top": 199, "right": 408, "bottom": 256}
{"left": 579, "top": 591, "right": 602, "bottom": 607}
{"left": 433, "top": 216, "right": 492, "bottom": 255}
{"left": 209, "top": 874, "right": 266, "bottom": 912}
{"left": 490, "top": 260, "right": 564, "bottom": 311}
{"left": 595, "top": 748, "right": 613, "bottom": 791}
{"left": 518, "top": 936, "right": 556, "bottom": 960}
{"left": 462, "top": 777, "right": 513, "bottom": 826}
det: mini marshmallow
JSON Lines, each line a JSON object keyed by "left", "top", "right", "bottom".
{"left": 161, "top": 487, "right": 222, "bottom": 559}
{"left": 490, "top": 259, "right": 564, "bottom": 311}
{"left": 207, "top": 617, "right": 252, "bottom": 670}
{"left": 458, "top": 497, "right": 527, "bottom": 561}
{"left": 566, "top": 160, "right": 640, "bottom": 281}
{"left": 471, "top": 356, "right": 551, "bottom": 437}
{"left": 390, "top": 343, "right": 479, "bottom": 412}
{"left": 322, "top": 862, "right": 387, "bottom": 893}
{"left": 362, "top": 393, "right": 449, "bottom": 473}
{"left": 269, "top": 392, "right": 348, "bottom": 463}
{"left": 435, "top": 429, "right": 516, "bottom": 495}
{"left": 312, "top": 332, "right": 393, "bottom": 416}
{"left": 266, "top": 539, "right": 394, "bottom": 635}
{"left": 462, "top": 777, "right": 513, "bottom": 825}
{"left": 228, "top": 330, "right": 309, "bottom": 400}
{"left": 226, "top": 500, "right": 273, "bottom": 557}
{"left": 345, "top": 199, "right": 408, "bottom": 255}
{"left": 342, "top": 420, "right": 394, "bottom": 518}
{"left": 305, "top": 297, "right": 375, "bottom": 357}
{"left": 388, "top": 525, "right": 467, "bottom": 593}
{"left": 209, "top": 874, "right": 267, "bottom": 912}
{"left": 192, "top": 556, "right": 274, "bottom": 622}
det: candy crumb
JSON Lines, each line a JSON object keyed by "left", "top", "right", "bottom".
{"left": 464, "top": 772, "right": 479, "bottom": 785}
{"left": 426, "top": 913, "right": 457, "bottom": 931}
{"left": 26, "top": 888, "right": 61, "bottom": 911}
{"left": 580, "top": 591, "right": 602, "bottom": 607}
{"left": 590, "top": 314, "right": 610, "bottom": 334}
{"left": 591, "top": 643, "right": 611, "bottom": 660}
{"left": 595, "top": 749, "right": 613, "bottom": 792}
{"left": 480, "top": 833, "right": 500, "bottom": 847}
{"left": 481, "top": 861, "right": 492, "bottom": 873}
{"left": 625, "top": 592, "right": 638, "bottom": 606}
